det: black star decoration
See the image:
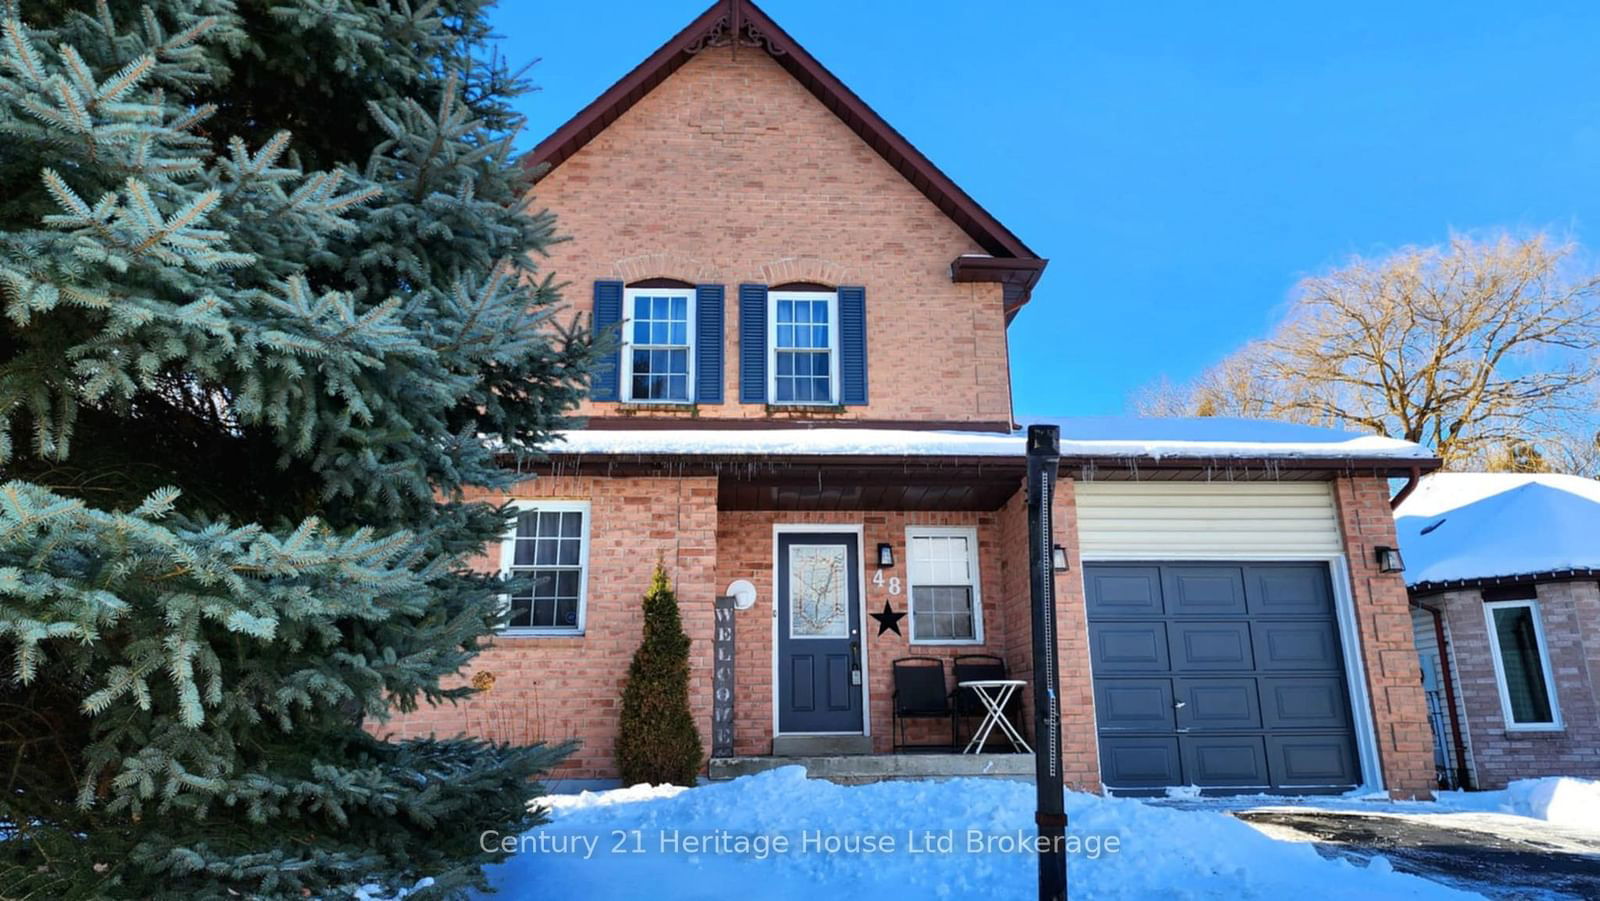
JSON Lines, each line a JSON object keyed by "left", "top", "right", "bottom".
{"left": 870, "top": 600, "right": 906, "bottom": 636}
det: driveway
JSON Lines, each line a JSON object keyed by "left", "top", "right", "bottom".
{"left": 1228, "top": 806, "right": 1600, "bottom": 900}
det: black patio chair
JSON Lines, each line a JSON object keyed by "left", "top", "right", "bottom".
{"left": 952, "top": 653, "right": 1026, "bottom": 751}
{"left": 891, "top": 656, "right": 956, "bottom": 752}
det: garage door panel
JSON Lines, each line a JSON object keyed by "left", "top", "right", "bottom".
{"left": 1174, "top": 677, "right": 1262, "bottom": 730}
{"left": 1268, "top": 734, "right": 1360, "bottom": 788}
{"left": 1089, "top": 622, "right": 1170, "bottom": 672}
{"left": 1179, "top": 736, "right": 1270, "bottom": 788}
{"left": 1100, "top": 736, "right": 1182, "bottom": 789}
{"left": 1251, "top": 620, "right": 1341, "bottom": 671}
{"left": 1248, "top": 565, "right": 1335, "bottom": 616}
{"left": 1163, "top": 566, "right": 1247, "bottom": 616}
{"left": 1087, "top": 562, "right": 1362, "bottom": 795}
{"left": 1094, "top": 679, "right": 1175, "bottom": 731}
{"left": 1260, "top": 677, "right": 1351, "bottom": 730}
{"left": 1085, "top": 566, "right": 1164, "bottom": 617}
{"left": 1168, "top": 621, "right": 1254, "bottom": 671}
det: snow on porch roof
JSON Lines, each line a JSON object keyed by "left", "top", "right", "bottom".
{"left": 1395, "top": 473, "right": 1600, "bottom": 588}
{"left": 540, "top": 416, "right": 1434, "bottom": 464}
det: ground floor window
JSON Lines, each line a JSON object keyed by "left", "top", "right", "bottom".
{"left": 499, "top": 500, "right": 590, "bottom": 634}
{"left": 1484, "top": 598, "right": 1561, "bottom": 728}
{"left": 905, "top": 526, "right": 982, "bottom": 643}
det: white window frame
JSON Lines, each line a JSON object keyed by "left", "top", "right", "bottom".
{"left": 498, "top": 499, "right": 591, "bottom": 637}
{"left": 904, "top": 525, "right": 984, "bottom": 645}
{"left": 766, "top": 290, "right": 840, "bottom": 406}
{"left": 1483, "top": 598, "right": 1563, "bottom": 731}
{"left": 620, "top": 287, "right": 696, "bottom": 404}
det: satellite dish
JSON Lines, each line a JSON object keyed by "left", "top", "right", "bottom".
{"left": 726, "top": 579, "right": 757, "bottom": 610}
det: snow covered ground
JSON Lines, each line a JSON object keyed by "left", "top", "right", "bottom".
{"left": 473, "top": 768, "right": 1491, "bottom": 900}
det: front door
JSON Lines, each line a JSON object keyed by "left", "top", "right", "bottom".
{"left": 777, "top": 532, "right": 864, "bottom": 734}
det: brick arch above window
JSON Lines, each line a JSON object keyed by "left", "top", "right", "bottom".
{"left": 758, "top": 257, "right": 856, "bottom": 288}
{"left": 608, "top": 253, "right": 720, "bottom": 285}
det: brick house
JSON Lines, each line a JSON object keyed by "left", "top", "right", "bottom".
{"left": 1398, "top": 474, "right": 1600, "bottom": 790}
{"left": 383, "top": 0, "right": 1440, "bottom": 798}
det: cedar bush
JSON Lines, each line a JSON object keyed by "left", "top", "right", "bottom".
{"left": 615, "top": 565, "right": 704, "bottom": 786}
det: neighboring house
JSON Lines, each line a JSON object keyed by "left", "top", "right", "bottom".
{"left": 1397, "top": 473, "right": 1600, "bottom": 790}
{"left": 383, "top": 0, "right": 1440, "bottom": 798}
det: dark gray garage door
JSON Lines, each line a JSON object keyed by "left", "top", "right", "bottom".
{"left": 1087, "top": 562, "right": 1361, "bottom": 795}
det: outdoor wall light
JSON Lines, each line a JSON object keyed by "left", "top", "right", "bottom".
{"left": 1375, "top": 545, "right": 1405, "bottom": 574}
{"left": 877, "top": 543, "right": 894, "bottom": 568}
{"left": 1052, "top": 545, "right": 1068, "bottom": 572}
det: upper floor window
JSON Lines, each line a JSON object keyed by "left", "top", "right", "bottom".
{"left": 769, "top": 291, "right": 839, "bottom": 404}
{"left": 1484, "top": 597, "right": 1562, "bottom": 730}
{"left": 499, "top": 500, "right": 590, "bottom": 635}
{"left": 623, "top": 288, "right": 694, "bottom": 403}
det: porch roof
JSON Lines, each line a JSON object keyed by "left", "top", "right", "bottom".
{"left": 536, "top": 417, "right": 1436, "bottom": 471}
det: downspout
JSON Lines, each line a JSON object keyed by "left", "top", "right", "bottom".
{"left": 1410, "top": 597, "right": 1471, "bottom": 789}
{"left": 1390, "top": 465, "right": 1422, "bottom": 510}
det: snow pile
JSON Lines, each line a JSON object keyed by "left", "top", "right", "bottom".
{"left": 476, "top": 767, "right": 1473, "bottom": 899}
{"left": 1394, "top": 473, "right": 1600, "bottom": 584}
{"left": 1435, "top": 777, "right": 1600, "bottom": 829}
{"left": 540, "top": 416, "right": 1432, "bottom": 462}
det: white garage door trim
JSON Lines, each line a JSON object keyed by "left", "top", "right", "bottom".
{"left": 1074, "top": 482, "right": 1383, "bottom": 796}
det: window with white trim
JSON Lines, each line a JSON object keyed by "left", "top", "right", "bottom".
{"left": 622, "top": 288, "right": 693, "bottom": 403}
{"left": 1484, "top": 598, "right": 1561, "bottom": 729}
{"left": 768, "top": 291, "right": 838, "bottom": 404}
{"left": 905, "top": 526, "right": 983, "bottom": 643}
{"left": 500, "top": 500, "right": 590, "bottom": 634}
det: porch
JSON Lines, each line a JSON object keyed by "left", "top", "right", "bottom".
{"left": 708, "top": 752, "right": 1035, "bottom": 785}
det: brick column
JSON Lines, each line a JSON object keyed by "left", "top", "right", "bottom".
{"left": 1052, "top": 476, "right": 1100, "bottom": 792}
{"left": 1332, "top": 476, "right": 1436, "bottom": 798}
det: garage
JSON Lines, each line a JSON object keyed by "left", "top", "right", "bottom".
{"left": 1074, "top": 480, "right": 1366, "bottom": 796}
{"left": 1086, "top": 561, "right": 1361, "bottom": 794}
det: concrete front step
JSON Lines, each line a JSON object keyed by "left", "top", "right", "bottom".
{"left": 709, "top": 753, "right": 1036, "bottom": 785}
{"left": 770, "top": 734, "right": 874, "bottom": 757}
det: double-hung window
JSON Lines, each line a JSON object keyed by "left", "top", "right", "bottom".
{"left": 905, "top": 526, "right": 983, "bottom": 643}
{"left": 1483, "top": 598, "right": 1562, "bottom": 729}
{"left": 622, "top": 288, "right": 693, "bottom": 403}
{"left": 768, "top": 291, "right": 839, "bottom": 404}
{"left": 500, "top": 500, "right": 590, "bottom": 635}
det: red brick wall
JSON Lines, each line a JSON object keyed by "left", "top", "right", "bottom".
{"left": 714, "top": 509, "right": 1016, "bottom": 754}
{"left": 378, "top": 475, "right": 718, "bottom": 782}
{"left": 530, "top": 44, "right": 1012, "bottom": 425}
{"left": 1426, "top": 581, "right": 1600, "bottom": 788}
{"left": 1332, "top": 476, "right": 1437, "bottom": 798}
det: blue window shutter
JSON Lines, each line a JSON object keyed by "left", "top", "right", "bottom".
{"left": 591, "top": 280, "right": 623, "bottom": 401}
{"left": 695, "top": 284, "right": 724, "bottom": 404}
{"left": 839, "top": 285, "right": 868, "bottom": 405}
{"left": 739, "top": 283, "right": 768, "bottom": 404}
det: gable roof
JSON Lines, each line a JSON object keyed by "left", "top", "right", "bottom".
{"left": 1394, "top": 473, "right": 1600, "bottom": 591}
{"left": 521, "top": 0, "right": 1047, "bottom": 314}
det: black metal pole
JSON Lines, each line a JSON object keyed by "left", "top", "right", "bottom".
{"left": 1026, "top": 424, "right": 1066, "bottom": 901}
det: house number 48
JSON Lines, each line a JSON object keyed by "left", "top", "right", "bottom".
{"left": 872, "top": 569, "right": 901, "bottom": 596}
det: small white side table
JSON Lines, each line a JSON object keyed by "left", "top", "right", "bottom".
{"left": 956, "top": 679, "right": 1032, "bottom": 754}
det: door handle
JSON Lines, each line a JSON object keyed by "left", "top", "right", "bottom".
{"left": 1174, "top": 700, "right": 1187, "bottom": 709}
{"left": 850, "top": 641, "right": 862, "bottom": 685}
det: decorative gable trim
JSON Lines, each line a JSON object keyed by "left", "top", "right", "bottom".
{"left": 523, "top": 0, "right": 1047, "bottom": 311}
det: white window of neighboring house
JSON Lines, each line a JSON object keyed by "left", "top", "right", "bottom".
{"left": 768, "top": 291, "right": 839, "bottom": 405}
{"left": 499, "top": 500, "right": 590, "bottom": 635}
{"left": 622, "top": 288, "right": 694, "bottom": 403}
{"left": 1483, "top": 598, "right": 1562, "bottom": 730}
{"left": 905, "top": 526, "right": 983, "bottom": 644}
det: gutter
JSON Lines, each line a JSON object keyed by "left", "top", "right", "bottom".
{"left": 1389, "top": 464, "right": 1423, "bottom": 510}
{"left": 1408, "top": 597, "right": 1472, "bottom": 789}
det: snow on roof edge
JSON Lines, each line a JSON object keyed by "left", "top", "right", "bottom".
{"left": 521, "top": 422, "right": 1434, "bottom": 462}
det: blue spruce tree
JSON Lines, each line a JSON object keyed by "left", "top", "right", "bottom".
{"left": 0, "top": 2, "right": 593, "bottom": 897}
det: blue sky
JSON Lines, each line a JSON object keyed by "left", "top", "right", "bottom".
{"left": 490, "top": 1, "right": 1600, "bottom": 417}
